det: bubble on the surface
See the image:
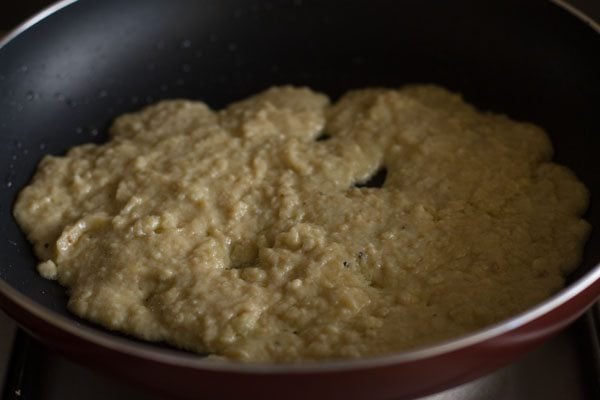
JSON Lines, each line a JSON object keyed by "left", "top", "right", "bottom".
{"left": 75, "top": 127, "right": 83, "bottom": 134}
{"left": 39, "top": 142, "right": 46, "bottom": 150}
{"left": 11, "top": 154, "right": 17, "bottom": 161}
{"left": 160, "top": 84, "right": 169, "bottom": 92}
{"left": 182, "top": 64, "right": 192, "bottom": 73}
{"left": 228, "top": 43, "right": 237, "bottom": 52}
{"left": 98, "top": 89, "right": 108, "bottom": 98}
{"left": 25, "top": 91, "right": 35, "bottom": 101}
{"left": 181, "top": 39, "right": 192, "bottom": 49}
{"left": 54, "top": 92, "right": 65, "bottom": 101}
{"left": 145, "top": 96, "right": 154, "bottom": 104}
{"left": 131, "top": 96, "right": 139, "bottom": 104}
{"left": 90, "top": 128, "right": 99, "bottom": 137}
{"left": 15, "top": 141, "right": 22, "bottom": 149}
{"left": 22, "top": 149, "right": 29, "bottom": 156}
{"left": 195, "top": 50, "right": 203, "bottom": 59}
{"left": 209, "top": 33, "right": 219, "bottom": 43}
{"left": 20, "top": 65, "right": 29, "bottom": 73}
{"left": 176, "top": 78, "right": 185, "bottom": 86}
{"left": 66, "top": 98, "right": 77, "bottom": 108}
{"left": 233, "top": 9, "right": 243, "bottom": 18}
{"left": 4, "top": 170, "right": 16, "bottom": 188}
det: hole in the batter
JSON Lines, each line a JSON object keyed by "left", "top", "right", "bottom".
{"left": 354, "top": 166, "right": 387, "bottom": 188}
{"left": 315, "top": 132, "right": 331, "bottom": 141}
{"left": 230, "top": 260, "right": 256, "bottom": 269}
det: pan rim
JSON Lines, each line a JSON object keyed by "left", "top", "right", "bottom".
{"left": 0, "top": 0, "right": 79, "bottom": 49}
{"left": 2, "top": 262, "right": 600, "bottom": 373}
{"left": 0, "top": 0, "right": 599, "bottom": 374}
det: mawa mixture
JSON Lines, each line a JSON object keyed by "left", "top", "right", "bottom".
{"left": 14, "top": 85, "right": 590, "bottom": 362}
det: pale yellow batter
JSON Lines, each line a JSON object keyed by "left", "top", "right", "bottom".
{"left": 13, "top": 85, "right": 590, "bottom": 362}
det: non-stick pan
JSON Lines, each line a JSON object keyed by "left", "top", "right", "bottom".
{"left": 1, "top": 0, "right": 599, "bottom": 399}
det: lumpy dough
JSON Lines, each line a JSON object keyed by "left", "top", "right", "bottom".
{"left": 14, "top": 85, "right": 590, "bottom": 362}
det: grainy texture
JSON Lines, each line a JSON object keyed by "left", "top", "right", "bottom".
{"left": 13, "top": 85, "right": 590, "bottom": 362}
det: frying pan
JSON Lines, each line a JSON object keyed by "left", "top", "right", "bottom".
{"left": 0, "top": 0, "right": 599, "bottom": 399}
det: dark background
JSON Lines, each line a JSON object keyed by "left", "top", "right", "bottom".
{"left": 1, "top": 0, "right": 55, "bottom": 31}
{"left": 1, "top": 0, "right": 600, "bottom": 33}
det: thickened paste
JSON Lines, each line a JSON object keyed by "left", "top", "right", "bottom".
{"left": 14, "top": 85, "right": 590, "bottom": 362}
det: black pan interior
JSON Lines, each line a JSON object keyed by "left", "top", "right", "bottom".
{"left": 1, "top": 0, "right": 599, "bottom": 345}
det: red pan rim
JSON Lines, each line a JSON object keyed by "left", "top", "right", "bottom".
{"left": 0, "top": 0, "right": 599, "bottom": 375}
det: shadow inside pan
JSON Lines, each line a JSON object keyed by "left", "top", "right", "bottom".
{"left": 0, "top": 0, "right": 599, "bottom": 356}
